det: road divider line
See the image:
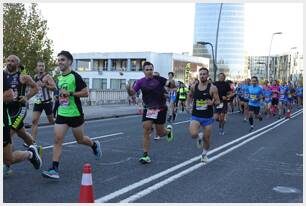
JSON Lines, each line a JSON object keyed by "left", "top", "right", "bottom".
{"left": 120, "top": 110, "right": 303, "bottom": 203}
{"left": 42, "top": 132, "right": 124, "bottom": 149}
{"left": 95, "top": 109, "right": 302, "bottom": 203}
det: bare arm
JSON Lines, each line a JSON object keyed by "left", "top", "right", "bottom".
{"left": 210, "top": 85, "right": 220, "bottom": 106}
{"left": 20, "top": 75, "right": 38, "bottom": 101}
{"left": 186, "top": 84, "right": 195, "bottom": 108}
{"left": 126, "top": 81, "right": 136, "bottom": 96}
{"left": 4, "top": 89, "right": 14, "bottom": 103}
{"left": 72, "top": 87, "right": 89, "bottom": 97}
{"left": 44, "top": 75, "right": 56, "bottom": 91}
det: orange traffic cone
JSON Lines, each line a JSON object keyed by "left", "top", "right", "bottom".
{"left": 79, "top": 163, "right": 94, "bottom": 203}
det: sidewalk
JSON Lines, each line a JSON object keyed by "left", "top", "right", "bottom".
{"left": 24, "top": 104, "right": 140, "bottom": 127}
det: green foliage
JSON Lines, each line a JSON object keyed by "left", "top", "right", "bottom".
{"left": 3, "top": 3, "right": 56, "bottom": 76}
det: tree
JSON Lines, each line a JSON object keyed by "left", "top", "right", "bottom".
{"left": 3, "top": 3, "right": 55, "bottom": 76}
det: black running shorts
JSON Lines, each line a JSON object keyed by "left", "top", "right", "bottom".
{"left": 55, "top": 115, "right": 84, "bottom": 128}
{"left": 248, "top": 105, "right": 260, "bottom": 115}
{"left": 33, "top": 101, "right": 53, "bottom": 116}
{"left": 142, "top": 107, "right": 167, "bottom": 124}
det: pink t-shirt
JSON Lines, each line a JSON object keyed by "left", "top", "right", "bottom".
{"left": 270, "top": 85, "right": 279, "bottom": 98}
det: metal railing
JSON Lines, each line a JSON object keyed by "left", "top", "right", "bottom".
{"left": 81, "top": 89, "right": 129, "bottom": 105}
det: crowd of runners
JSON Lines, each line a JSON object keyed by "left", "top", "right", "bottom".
{"left": 3, "top": 52, "right": 303, "bottom": 179}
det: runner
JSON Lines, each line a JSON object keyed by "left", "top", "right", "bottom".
{"left": 165, "top": 72, "right": 178, "bottom": 123}
{"left": 278, "top": 81, "right": 289, "bottom": 119}
{"left": 5, "top": 55, "right": 39, "bottom": 148}
{"left": 296, "top": 82, "right": 303, "bottom": 108}
{"left": 126, "top": 61, "right": 174, "bottom": 164}
{"left": 241, "top": 78, "right": 251, "bottom": 122}
{"left": 31, "top": 60, "right": 56, "bottom": 142}
{"left": 177, "top": 82, "right": 189, "bottom": 113}
{"left": 247, "top": 76, "right": 263, "bottom": 132}
{"left": 186, "top": 67, "right": 220, "bottom": 163}
{"left": 3, "top": 70, "right": 42, "bottom": 177}
{"left": 213, "top": 73, "right": 232, "bottom": 135}
{"left": 42, "top": 51, "right": 102, "bottom": 179}
{"left": 262, "top": 80, "right": 272, "bottom": 117}
{"left": 270, "top": 80, "right": 280, "bottom": 116}
{"left": 286, "top": 82, "right": 296, "bottom": 118}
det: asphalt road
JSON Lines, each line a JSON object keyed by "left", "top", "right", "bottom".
{"left": 3, "top": 107, "right": 303, "bottom": 203}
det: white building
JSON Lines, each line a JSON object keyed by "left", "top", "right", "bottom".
{"left": 72, "top": 52, "right": 210, "bottom": 89}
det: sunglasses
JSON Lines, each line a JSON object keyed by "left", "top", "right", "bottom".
{"left": 145, "top": 69, "right": 153, "bottom": 71}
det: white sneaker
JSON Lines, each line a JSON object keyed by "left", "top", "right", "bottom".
{"left": 197, "top": 132, "right": 204, "bottom": 149}
{"left": 154, "top": 136, "right": 161, "bottom": 140}
{"left": 200, "top": 154, "right": 209, "bottom": 163}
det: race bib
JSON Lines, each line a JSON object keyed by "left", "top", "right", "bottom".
{"left": 280, "top": 94, "right": 285, "bottom": 99}
{"left": 146, "top": 109, "right": 159, "bottom": 119}
{"left": 250, "top": 94, "right": 257, "bottom": 100}
{"left": 35, "top": 89, "right": 43, "bottom": 104}
{"left": 59, "top": 96, "right": 70, "bottom": 107}
{"left": 195, "top": 100, "right": 208, "bottom": 110}
{"left": 216, "top": 102, "right": 223, "bottom": 109}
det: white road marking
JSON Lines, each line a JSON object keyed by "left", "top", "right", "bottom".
{"left": 95, "top": 109, "right": 302, "bottom": 203}
{"left": 42, "top": 132, "right": 124, "bottom": 149}
{"left": 120, "top": 111, "right": 303, "bottom": 202}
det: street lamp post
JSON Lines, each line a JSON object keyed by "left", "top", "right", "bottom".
{"left": 267, "top": 32, "right": 282, "bottom": 81}
{"left": 197, "top": 41, "right": 218, "bottom": 81}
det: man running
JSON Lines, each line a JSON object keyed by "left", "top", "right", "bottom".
{"left": 187, "top": 67, "right": 220, "bottom": 163}
{"left": 248, "top": 76, "right": 263, "bottom": 132}
{"left": 270, "top": 80, "right": 280, "bottom": 116}
{"left": 286, "top": 82, "right": 296, "bottom": 118}
{"left": 213, "top": 73, "right": 231, "bottom": 135}
{"left": 31, "top": 60, "right": 56, "bottom": 142}
{"left": 262, "top": 80, "right": 272, "bottom": 117}
{"left": 296, "top": 82, "right": 303, "bottom": 108}
{"left": 278, "top": 81, "right": 289, "bottom": 119}
{"left": 3, "top": 70, "right": 42, "bottom": 177}
{"left": 177, "top": 82, "right": 189, "bottom": 113}
{"left": 166, "top": 72, "right": 178, "bottom": 123}
{"left": 241, "top": 78, "right": 251, "bottom": 122}
{"left": 42, "top": 51, "right": 102, "bottom": 179}
{"left": 126, "top": 61, "right": 174, "bottom": 164}
{"left": 5, "top": 55, "right": 39, "bottom": 147}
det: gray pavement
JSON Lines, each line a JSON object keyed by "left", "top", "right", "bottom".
{"left": 24, "top": 103, "right": 140, "bottom": 127}
{"left": 4, "top": 107, "right": 303, "bottom": 203}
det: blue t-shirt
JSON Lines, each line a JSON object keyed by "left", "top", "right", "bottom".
{"left": 296, "top": 87, "right": 303, "bottom": 97}
{"left": 279, "top": 85, "right": 289, "bottom": 101}
{"left": 263, "top": 89, "right": 272, "bottom": 103}
{"left": 248, "top": 85, "right": 263, "bottom": 107}
{"left": 242, "top": 84, "right": 250, "bottom": 100}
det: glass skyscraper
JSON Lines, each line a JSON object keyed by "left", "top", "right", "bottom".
{"left": 193, "top": 3, "right": 245, "bottom": 79}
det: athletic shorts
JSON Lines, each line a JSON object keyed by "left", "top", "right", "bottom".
{"left": 3, "top": 126, "right": 11, "bottom": 147}
{"left": 142, "top": 107, "right": 167, "bottom": 124}
{"left": 55, "top": 115, "right": 84, "bottom": 128}
{"left": 248, "top": 105, "right": 260, "bottom": 115}
{"left": 191, "top": 115, "right": 214, "bottom": 127}
{"left": 241, "top": 98, "right": 249, "bottom": 103}
{"left": 272, "top": 98, "right": 279, "bottom": 106}
{"left": 279, "top": 99, "right": 288, "bottom": 105}
{"left": 214, "top": 102, "right": 228, "bottom": 114}
{"left": 33, "top": 101, "right": 53, "bottom": 116}
{"left": 10, "top": 106, "right": 27, "bottom": 130}
{"left": 264, "top": 99, "right": 272, "bottom": 104}
{"left": 287, "top": 98, "right": 294, "bottom": 104}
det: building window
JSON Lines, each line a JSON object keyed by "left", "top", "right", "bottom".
{"left": 77, "top": 59, "right": 91, "bottom": 71}
{"left": 92, "top": 78, "right": 107, "bottom": 90}
{"left": 110, "top": 79, "right": 126, "bottom": 90}
{"left": 93, "top": 59, "right": 107, "bottom": 71}
{"left": 131, "top": 59, "right": 146, "bottom": 71}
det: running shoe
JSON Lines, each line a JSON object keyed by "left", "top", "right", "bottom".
{"left": 27, "top": 145, "right": 42, "bottom": 169}
{"left": 200, "top": 154, "right": 209, "bottom": 163}
{"left": 249, "top": 126, "right": 254, "bottom": 132}
{"left": 3, "top": 165, "right": 13, "bottom": 177}
{"left": 23, "top": 142, "right": 29, "bottom": 148}
{"left": 139, "top": 156, "right": 151, "bottom": 164}
{"left": 197, "top": 132, "right": 204, "bottom": 148}
{"left": 42, "top": 168, "right": 60, "bottom": 179}
{"left": 166, "top": 125, "right": 174, "bottom": 142}
{"left": 33, "top": 143, "right": 43, "bottom": 160}
{"left": 93, "top": 140, "right": 102, "bottom": 160}
{"left": 154, "top": 136, "right": 161, "bottom": 140}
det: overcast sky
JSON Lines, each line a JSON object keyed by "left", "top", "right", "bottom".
{"left": 37, "top": 2, "right": 303, "bottom": 56}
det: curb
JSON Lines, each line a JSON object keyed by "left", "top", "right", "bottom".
{"left": 24, "top": 112, "right": 140, "bottom": 128}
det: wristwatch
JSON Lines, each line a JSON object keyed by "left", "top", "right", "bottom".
{"left": 69, "top": 92, "right": 74, "bottom": 96}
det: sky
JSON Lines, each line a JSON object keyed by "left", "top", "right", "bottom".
{"left": 36, "top": 2, "right": 303, "bottom": 57}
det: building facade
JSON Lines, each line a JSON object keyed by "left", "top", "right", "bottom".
{"left": 193, "top": 3, "right": 245, "bottom": 80}
{"left": 72, "top": 52, "right": 209, "bottom": 89}
{"left": 248, "top": 56, "right": 269, "bottom": 81}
